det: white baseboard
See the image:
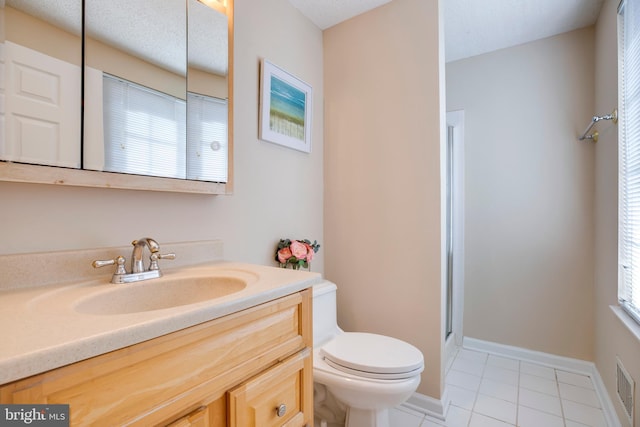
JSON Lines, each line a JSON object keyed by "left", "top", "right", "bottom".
{"left": 589, "top": 365, "right": 625, "bottom": 427}
{"left": 402, "top": 388, "right": 450, "bottom": 421}
{"left": 400, "top": 336, "right": 456, "bottom": 420}
{"left": 463, "top": 337, "right": 593, "bottom": 374}
{"left": 463, "top": 337, "right": 622, "bottom": 427}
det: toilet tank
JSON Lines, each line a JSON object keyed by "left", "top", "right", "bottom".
{"left": 312, "top": 280, "right": 340, "bottom": 347}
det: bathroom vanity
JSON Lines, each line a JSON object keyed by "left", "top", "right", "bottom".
{"left": 0, "top": 241, "right": 318, "bottom": 426}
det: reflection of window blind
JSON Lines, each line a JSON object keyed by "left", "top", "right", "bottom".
{"left": 103, "top": 74, "right": 186, "bottom": 179}
{"left": 619, "top": 0, "right": 640, "bottom": 325}
{"left": 187, "top": 93, "right": 228, "bottom": 182}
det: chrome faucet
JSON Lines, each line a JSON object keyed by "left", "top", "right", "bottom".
{"left": 131, "top": 238, "right": 160, "bottom": 273}
{"left": 92, "top": 238, "right": 175, "bottom": 284}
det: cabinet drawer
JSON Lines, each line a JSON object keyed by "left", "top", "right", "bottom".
{"left": 228, "top": 348, "right": 312, "bottom": 427}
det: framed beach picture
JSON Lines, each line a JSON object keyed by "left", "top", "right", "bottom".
{"left": 259, "top": 59, "right": 312, "bottom": 153}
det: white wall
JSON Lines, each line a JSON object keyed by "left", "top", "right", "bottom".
{"left": 0, "top": 0, "right": 324, "bottom": 276}
{"left": 594, "top": 1, "right": 640, "bottom": 425}
{"left": 324, "top": 0, "right": 445, "bottom": 398}
{"left": 447, "top": 27, "right": 596, "bottom": 361}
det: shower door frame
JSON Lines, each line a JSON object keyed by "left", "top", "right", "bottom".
{"left": 445, "top": 110, "right": 465, "bottom": 347}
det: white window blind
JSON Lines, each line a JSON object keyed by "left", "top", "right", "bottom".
{"left": 103, "top": 74, "right": 187, "bottom": 179}
{"left": 186, "top": 92, "right": 228, "bottom": 182}
{"left": 619, "top": 0, "right": 640, "bottom": 325}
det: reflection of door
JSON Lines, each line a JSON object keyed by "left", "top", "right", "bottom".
{"left": 3, "top": 41, "right": 80, "bottom": 168}
{"left": 445, "top": 110, "right": 465, "bottom": 346}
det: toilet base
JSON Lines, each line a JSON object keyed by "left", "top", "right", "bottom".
{"left": 345, "top": 407, "right": 390, "bottom": 427}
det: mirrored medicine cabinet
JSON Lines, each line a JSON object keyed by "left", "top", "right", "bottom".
{"left": 0, "top": 0, "right": 233, "bottom": 194}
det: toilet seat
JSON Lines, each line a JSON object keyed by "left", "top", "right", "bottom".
{"left": 319, "top": 332, "right": 424, "bottom": 380}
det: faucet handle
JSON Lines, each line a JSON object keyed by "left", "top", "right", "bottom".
{"left": 92, "top": 256, "right": 127, "bottom": 275}
{"left": 149, "top": 252, "right": 176, "bottom": 271}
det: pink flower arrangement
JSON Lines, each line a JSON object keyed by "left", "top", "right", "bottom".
{"left": 275, "top": 239, "right": 320, "bottom": 270}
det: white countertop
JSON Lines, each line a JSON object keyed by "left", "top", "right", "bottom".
{"left": 0, "top": 261, "right": 321, "bottom": 385}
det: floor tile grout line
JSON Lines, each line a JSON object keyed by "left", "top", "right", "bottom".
{"left": 554, "top": 368, "right": 569, "bottom": 427}
{"left": 441, "top": 347, "right": 606, "bottom": 427}
{"left": 515, "top": 358, "right": 521, "bottom": 427}
{"left": 464, "top": 349, "right": 483, "bottom": 427}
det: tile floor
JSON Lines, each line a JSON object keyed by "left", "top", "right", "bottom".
{"left": 389, "top": 347, "right": 609, "bottom": 427}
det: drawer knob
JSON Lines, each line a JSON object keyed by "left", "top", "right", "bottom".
{"left": 276, "top": 403, "right": 287, "bottom": 417}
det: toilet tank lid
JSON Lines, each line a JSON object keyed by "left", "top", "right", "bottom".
{"left": 312, "top": 280, "right": 337, "bottom": 296}
{"left": 319, "top": 332, "right": 424, "bottom": 375}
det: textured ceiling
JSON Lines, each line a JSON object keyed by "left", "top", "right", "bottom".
{"left": 287, "top": 0, "right": 393, "bottom": 31}
{"left": 6, "top": 0, "right": 81, "bottom": 35}
{"left": 445, "top": 0, "right": 605, "bottom": 62}
{"left": 6, "top": 0, "right": 228, "bottom": 76}
{"left": 86, "top": 0, "right": 187, "bottom": 75}
{"left": 288, "top": 0, "right": 605, "bottom": 63}
{"left": 7, "top": 0, "right": 605, "bottom": 71}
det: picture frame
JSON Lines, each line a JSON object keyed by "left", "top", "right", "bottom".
{"left": 259, "top": 59, "right": 313, "bottom": 153}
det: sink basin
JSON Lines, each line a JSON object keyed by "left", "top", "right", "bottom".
{"left": 74, "top": 275, "right": 247, "bottom": 315}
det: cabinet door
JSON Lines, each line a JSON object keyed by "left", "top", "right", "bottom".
{"left": 228, "top": 348, "right": 312, "bottom": 427}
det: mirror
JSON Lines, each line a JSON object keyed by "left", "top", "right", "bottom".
{"left": 0, "top": 0, "right": 82, "bottom": 169}
{"left": 83, "top": 0, "right": 187, "bottom": 179}
{"left": 187, "top": 0, "right": 229, "bottom": 182}
{"left": 0, "top": 0, "right": 232, "bottom": 192}
{"left": 84, "top": 0, "right": 230, "bottom": 183}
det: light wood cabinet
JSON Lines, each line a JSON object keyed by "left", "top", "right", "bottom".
{"left": 166, "top": 406, "right": 210, "bottom": 427}
{"left": 228, "top": 349, "right": 312, "bottom": 427}
{"left": 0, "top": 289, "right": 313, "bottom": 426}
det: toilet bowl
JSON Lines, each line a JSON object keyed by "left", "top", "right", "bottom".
{"left": 312, "top": 280, "right": 424, "bottom": 427}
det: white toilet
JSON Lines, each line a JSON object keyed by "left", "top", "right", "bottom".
{"left": 313, "top": 280, "right": 424, "bottom": 427}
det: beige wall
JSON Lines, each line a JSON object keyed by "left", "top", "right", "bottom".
{"left": 594, "top": 0, "right": 640, "bottom": 425}
{"left": 5, "top": 7, "right": 81, "bottom": 66}
{"left": 447, "top": 28, "right": 596, "bottom": 361}
{"left": 188, "top": 67, "right": 228, "bottom": 99}
{"left": 0, "top": 0, "right": 324, "bottom": 276}
{"left": 86, "top": 37, "right": 186, "bottom": 99}
{"left": 324, "top": 0, "right": 445, "bottom": 398}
